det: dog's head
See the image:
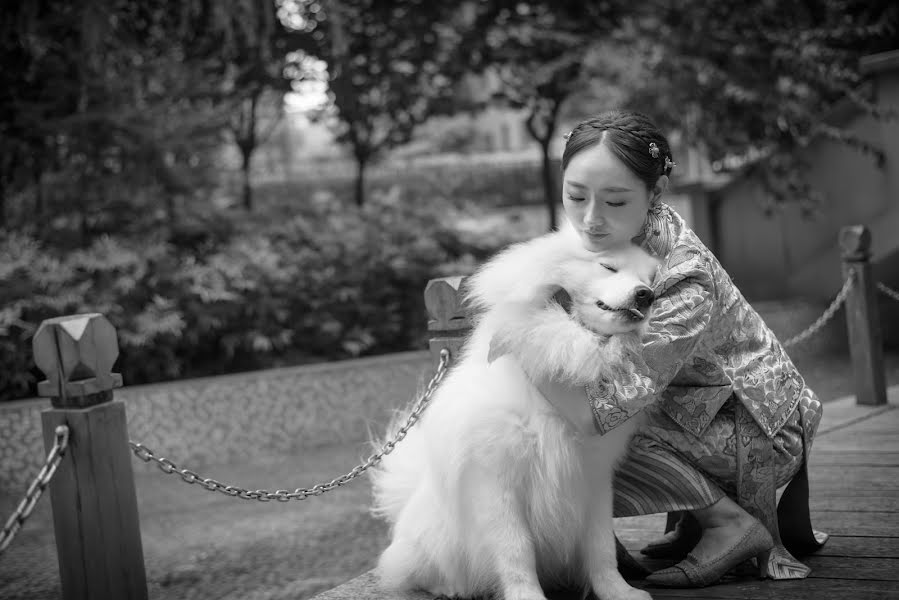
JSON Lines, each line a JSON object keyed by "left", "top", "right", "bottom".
{"left": 554, "top": 244, "right": 660, "bottom": 336}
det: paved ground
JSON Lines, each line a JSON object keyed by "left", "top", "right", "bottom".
{"left": 2, "top": 350, "right": 899, "bottom": 600}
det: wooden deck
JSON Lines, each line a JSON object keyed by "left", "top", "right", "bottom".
{"left": 313, "top": 390, "right": 899, "bottom": 600}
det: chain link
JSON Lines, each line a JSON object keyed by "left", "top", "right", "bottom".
{"left": 0, "top": 425, "right": 69, "bottom": 556}
{"left": 877, "top": 281, "right": 899, "bottom": 304}
{"left": 129, "top": 349, "right": 452, "bottom": 502}
{"left": 782, "top": 273, "right": 856, "bottom": 348}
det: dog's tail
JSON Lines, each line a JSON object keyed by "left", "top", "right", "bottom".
{"left": 369, "top": 390, "right": 430, "bottom": 524}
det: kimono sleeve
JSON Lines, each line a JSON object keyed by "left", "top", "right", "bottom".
{"left": 587, "top": 248, "right": 715, "bottom": 434}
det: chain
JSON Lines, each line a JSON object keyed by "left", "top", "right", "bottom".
{"left": 877, "top": 281, "right": 899, "bottom": 304}
{"left": 129, "top": 349, "right": 452, "bottom": 502}
{"left": 782, "top": 273, "right": 855, "bottom": 348}
{"left": 0, "top": 425, "right": 69, "bottom": 556}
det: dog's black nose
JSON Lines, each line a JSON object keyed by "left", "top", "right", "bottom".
{"left": 634, "top": 286, "right": 655, "bottom": 310}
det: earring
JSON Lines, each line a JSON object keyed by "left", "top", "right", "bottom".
{"left": 639, "top": 201, "right": 671, "bottom": 257}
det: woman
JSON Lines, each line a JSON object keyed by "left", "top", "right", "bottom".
{"left": 537, "top": 110, "right": 827, "bottom": 588}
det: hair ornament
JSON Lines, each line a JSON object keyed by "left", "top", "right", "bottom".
{"left": 648, "top": 142, "right": 660, "bottom": 158}
{"left": 665, "top": 156, "right": 676, "bottom": 171}
{"left": 563, "top": 130, "right": 573, "bottom": 140}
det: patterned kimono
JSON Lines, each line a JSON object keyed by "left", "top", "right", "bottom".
{"left": 592, "top": 204, "right": 823, "bottom": 543}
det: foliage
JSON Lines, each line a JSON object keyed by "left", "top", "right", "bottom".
{"left": 621, "top": 0, "right": 899, "bottom": 204}
{"left": 442, "top": 0, "right": 899, "bottom": 212}
{"left": 0, "top": 0, "right": 306, "bottom": 237}
{"left": 282, "top": 0, "right": 487, "bottom": 206}
{"left": 444, "top": 0, "right": 630, "bottom": 229}
{"left": 0, "top": 185, "right": 514, "bottom": 401}
{"left": 226, "top": 2, "right": 308, "bottom": 212}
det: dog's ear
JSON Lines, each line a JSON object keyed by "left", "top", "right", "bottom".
{"left": 551, "top": 287, "right": 574, "bottom": 315}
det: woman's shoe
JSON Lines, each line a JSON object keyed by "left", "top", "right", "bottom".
{"left": 640, "top": 513, "right": 701, "bottom": 559}
{"left": 645, "top": 520, "right": 774, "bottom": 588}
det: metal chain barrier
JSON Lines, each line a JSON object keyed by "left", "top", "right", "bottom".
{"left": 129, "top": 348, "right": 452, "bottom": 502}
{"left": 877, "top": 281, "right": 899, "bottom": 304}
{"left": 782, "top": 272, "right": 856, "bottom": 348}
{"left": 0, "top": 425, "right": 70, "bottom": 556}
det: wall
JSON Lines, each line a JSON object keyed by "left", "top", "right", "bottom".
{"left": 0, "top": 351, "right": 434, "bottom": 494}
{"left": 708, "top": 50, "right": 899, "bottom": 303}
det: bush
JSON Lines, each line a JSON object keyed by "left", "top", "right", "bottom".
{"left": 0, "top": 187, "right": 497, "bottom": 401}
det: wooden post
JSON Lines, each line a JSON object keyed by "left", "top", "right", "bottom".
{"left": 839, "top": 226, "right": 887, "bottom": 406}
{"left": 32, "top": 314, "right": 148, "bottom": 600}
{"left": 424, "top": 276, "right": 472, "bottom": 368}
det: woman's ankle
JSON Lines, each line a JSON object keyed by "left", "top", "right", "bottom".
{"left": 691, "top": 497, "right": 755, "bottom": 530}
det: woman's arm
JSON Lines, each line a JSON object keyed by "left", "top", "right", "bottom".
{"left": 538, "top": 247, "right": 716, "bottom": 435}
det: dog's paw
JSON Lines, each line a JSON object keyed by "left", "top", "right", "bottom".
{"left": 620, "top": 588, "right": 652, "bottom": 600}
{"left": 504, "top": 590, "right": 548, "bottom": 600}
{"left": 594, "top": 584, "right": 652, "bottom": 600}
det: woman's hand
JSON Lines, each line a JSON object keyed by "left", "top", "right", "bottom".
{"left": 533, "top": 375, "right": 598, "bottom": 435}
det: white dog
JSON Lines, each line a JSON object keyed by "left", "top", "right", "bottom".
{"left": 371, "top": 226, "right": 659, "bottom": 600}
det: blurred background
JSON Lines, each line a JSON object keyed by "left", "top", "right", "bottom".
{"left": 1, "top": 0, "right": 898, "bottom": 399}
{"left": 2, "top": 2, "right": 899, "bottom": 599}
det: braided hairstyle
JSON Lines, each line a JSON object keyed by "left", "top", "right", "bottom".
{"left": 561, "top": 110, "right": 674, "bottom": 191}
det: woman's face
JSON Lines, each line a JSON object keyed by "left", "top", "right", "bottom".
{"left": 562, "top": 142, "right": 655, "bottom": 252}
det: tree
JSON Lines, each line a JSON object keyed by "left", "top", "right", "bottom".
{"left": 462, "top": 1, "right": 627, "bottom": 230}
{"left": 621, "top": 0, "right": 899, "bottom": 204}
{"left": 0, "top": 1, "right": 304, "bottom": 237}
{"left": 226, "top": 0, "right": 310, "bottom": 211}
{"left": 286, "top": 0, "right": 482, "bottom": 206}
{"left": 485, "top": 35, "right": 584, "bottom": 231}
{"left": 467, "top": 0, "right": 897, "bottom": 220}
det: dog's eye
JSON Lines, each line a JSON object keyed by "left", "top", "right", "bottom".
{"left": 600, "top": 263, "right": 618, "bottom": 273}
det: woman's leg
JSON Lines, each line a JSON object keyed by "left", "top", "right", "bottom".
{"left": 732, "top": 400, "right": 816, "bottom": 579}
{"left": 615, "top": 398, "right": 822, "bottom": 585}
{"left": 646, "top": 495, "right": 774, "bottom": 588}
{"left": 639, "top": 512, "right": 700, "bottom": 559}
{"left": 686, "top": 496, "right": 767, "bottom": 562}
{"left": 614, "top": 437, "right": 725, "bottom": 519}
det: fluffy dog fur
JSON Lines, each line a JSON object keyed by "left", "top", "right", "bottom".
{"left": 371, "top": 226, "right": 659, "bottom": 600}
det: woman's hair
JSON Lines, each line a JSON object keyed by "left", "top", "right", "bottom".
{"left": 561, "top": 110, "right": 674, "bottom": 190}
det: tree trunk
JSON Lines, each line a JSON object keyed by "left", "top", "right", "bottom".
{"left": 524, "top": 98, "right": 562, "bottom": 232}
{"left": 0, "top": 178, "right": 6, "bottom": 231}
{"left": 35, "top": 172, "right": 44, "bottom": 221}
{"left": 354, "top": 156, "right": 367, "bottom": 207}
{"left": 0, "top": 154, "right": 14, "bottom": 231}
{"left": 540, "top": 139, "right": 557, "bottom": 231}
{"left": 235, "top": 93, "right": 259, "bottom": 212}
{"left": 79, "top": 174, "right": 90, "bottom": 247}
{"left": 165, "top": 192, "right": 176, "bottom": 237}
{"left": 80, "top": 206, "right": 89, "bottom": 248}
{"left": 241, "top": 150, "right": 253, "bottom": 211}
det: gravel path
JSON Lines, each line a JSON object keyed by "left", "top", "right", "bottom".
{"left": 1, "top": 442, "right": 389, "bottom": 600}
{"left": 3, "top": 350, "right": 899, "bottom": 600}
